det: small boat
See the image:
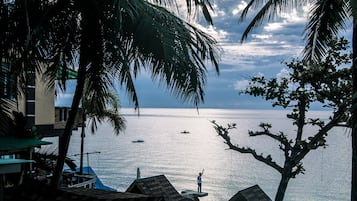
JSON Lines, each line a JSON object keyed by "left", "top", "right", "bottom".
{"left": 180, "top": 130, "right": 190, "bottom": 134}
{"left": 62, "top": 167, "right": 96, "bottom": 189}
{"left": 63, "top": 152, "right": 115, "bottom": 191}
{"left": 63, "top": 166, "right": 116, "bottom": 191}
{"left": 132, "top": 140, "right": 144, "bottom": 143}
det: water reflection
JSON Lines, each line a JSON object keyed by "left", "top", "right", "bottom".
{"left": 44, "top": 108, "right": 351, "bottom": 201}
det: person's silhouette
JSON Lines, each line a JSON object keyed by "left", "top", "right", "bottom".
{"left": 197, "top": 169, "right": 204, "bottom": 192}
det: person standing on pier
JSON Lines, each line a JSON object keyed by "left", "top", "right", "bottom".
{"left": 197, "top": 169, "right": 204, "bottom": 192}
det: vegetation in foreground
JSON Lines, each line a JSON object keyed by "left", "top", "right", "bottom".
{"left": 239, "top": 1, "right": 356, "bottom": 199}
{"left": 0, "top": 0, "right": 220, "bottom": 188}
{"left": 212, "top": 37, "right": 352, "bottom": 201}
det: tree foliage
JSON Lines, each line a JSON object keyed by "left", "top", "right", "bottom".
{"left": 212, "top": 37, "right": 352, "bottom": 201}
{"left": 238, "top": 1, "right": 357, "bottom": 200}
{"left": 1, "top": 0, "right": 220, "bottom": 187}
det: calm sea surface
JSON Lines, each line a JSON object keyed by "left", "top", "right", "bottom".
{"left": 43, "top": 108, "right": 351, "bottom": 201}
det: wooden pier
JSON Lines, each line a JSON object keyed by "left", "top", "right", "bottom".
{"left": 181, "top": 189, "right": 208, "bottom": 199}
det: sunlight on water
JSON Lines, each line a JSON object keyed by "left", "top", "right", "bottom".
{"left": 44, "top": 108, "right": 351, "bottom": 201}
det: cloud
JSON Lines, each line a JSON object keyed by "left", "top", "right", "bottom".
{"left": 233, "top": 72, "right": 264, "bottom": 91}
{"left": 276, "top": 68, "right": 290, "bottom": 81}
{"left": 234, "top": 79, "right": 249, "bottom": 91}
{"left": 264, "top": 23, "right": 283, "bottom": 32}
{"left": 211, "top": 3, "right": 227, "bottom": 18}
{"left": 232, "top": 67, "right": 293, "bottom": 94}
{"left": 217, "top": 41, "right": 301, "bottom": 77}
{"left": 232, "top": 1, "right": 248, "bottom": 16}
{"left": 55, "top": 1, "right": 352, "bottom": 109}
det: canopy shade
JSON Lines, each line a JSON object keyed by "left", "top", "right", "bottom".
{"left": 0, "top": 137, "right": 52, "bottom": 154}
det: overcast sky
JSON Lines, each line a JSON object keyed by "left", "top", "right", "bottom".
{"left": 55, "top": 0, "right": 353, "bottom": 109}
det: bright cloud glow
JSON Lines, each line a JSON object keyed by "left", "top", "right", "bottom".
{"left": 232, "top": 1, "right": 248, "bottom": 15}
{"left": 56, "top": 0, "right": 353, "bottom": 109}
{"left": 276, "top": 68, "right": 290, "bottom": 81}
{"left": 252, "top": 34, "right": 272, "bottom": 40}
{"left": 234, "top": 79, "right": 249, "bottom": 91}
{"left": 234, "top": 72, "right": 264, "bottom": 91}
{"left": 264, "top": 23, "right": 283, "bottom": 32}
{"left": 211, "top": 3, "right": 226, "bottom": 17}
{"left": 281, "top": 9, "right": 307, "bottom": 23}
{"left": 200, "top": 25, "right": 229, "bottom": 42}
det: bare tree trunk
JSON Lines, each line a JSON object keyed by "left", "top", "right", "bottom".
{"left": 351, "top": 17, "right": 357, "bottom": 201}
{"left": 50, "top": 65, "right": 86, "bottom": 187}
{"left": 50, "top": 0, "right": 100, "bottom": 187}
{"left": 274, "top": 172, "right": 291, "bottom": 201}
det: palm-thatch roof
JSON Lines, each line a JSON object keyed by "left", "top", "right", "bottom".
{"left": 229, "top": 185, "right": 272, "bottom": 201}
{"left": 126, "top": 175, "right": 191, "bottom": 201}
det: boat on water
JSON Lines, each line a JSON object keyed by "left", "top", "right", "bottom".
{"left": 180, "top": 130, "right": 190, "bottom": 134}
{"left": 132, "top": 139, "right": 144, "bottom": 143}
{"left": 61, "top": 150, "right": 115, "bottom": 191}
{"left": 62, "top": 166, "right": 116, "bottom": 191}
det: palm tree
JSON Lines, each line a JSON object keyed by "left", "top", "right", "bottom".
{"left": 78, "top": 89, "right": 126, "bottom": 174}
{"left": 0, "top": 70, "right": 16, "bottom": 136}
{"left": 52, "top": 0, "right": 220, "bottom": 187}
{"left": 1, "top": 0, "right": 219, "bottom": 187}
{"left": 239, "top": 1, "right": 356, "bottom": 200}
{"left": 0, "top": 0, "right": 78, "bottom": 133}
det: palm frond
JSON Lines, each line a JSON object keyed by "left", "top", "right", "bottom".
{"left": 152, "top": 0, "right": 215, "bottom": 25}
{"left": 303, "top": 0, "right": 351, "bottom": 62}
{"left": 1, "top": 0, "right": 79, "bottom": 96}
{"left": 0, "top": 63, "right": 17, "bottom": 136}
{"left": 0, "top": 98, "right": 16, "bottom": 136}
{"left": 118, "top": 62, "right": 140, "bottom": 110}
{"left": 351, "top": 0, "right": 357, "bottom": 18}
{"left": 241, "top": 0, "right": 279, "bottom": 42}
{"left": 80, "top": 71, "right": 127, "bottom": 135}
{"left": 84, "top": 88, "right": 126, "bottom": 135}
{"left": 240, "top": 0, "right": 266, "bottom": 21}
{"left": 239, "top": 0, "right": 306, "bottom": 42}
{"left": 117, "top": 2, "right": 219, "bottom": 106}
{"left": 98, "top": 109, "right": 126, "bottom": 135}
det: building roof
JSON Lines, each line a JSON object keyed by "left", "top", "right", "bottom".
{"left": 56, "top": 67, "right": 78, "bottom": 80}
{"left": 126, "top": 175, "right": 191, "bottom": 201}
{"left": 62, "top": 188, "right": 158, "bottom": 201}
{"left": 0, "top": 136, "right": 52, "bottom": 154}
{"left": 0, "top": 159, "right": 36, "bottom": 174}
{"left": 7, "top": 179, "right": 160, "bottom": 201}
{"left": 0, "top": 159, "right": 35, "bottom": 165}
{"left": 229, "top": 185, "right": 272, "bottom": 201}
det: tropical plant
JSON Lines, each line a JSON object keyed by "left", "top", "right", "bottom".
{"left": 78, "top": 89, "right": 126, "bottom": 174}
{"left": 0, "top": 64, "right": 17, "bottom": 135}
{"left": 239, "top": 1, "right": 357, "bottom": 200}
{"left": 0, "top": 96, "right": 16, "bottom": 136}
{"left": 0, "top": 0, "right": 71, "bottom": 135}
{"left": 212, "top": 37, "right": 352, "bottom": 201}
{"left": 0, "top": 0, "right": 219, "bottom": 187}
{"left": 51, "top": 0, "right": 219, "bottom": 188}
{"left": 0, "top": 98, "right": 12, "bottom": 136}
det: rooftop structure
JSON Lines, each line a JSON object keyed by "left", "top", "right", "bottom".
{"left": 126, "top": 175, "right": 192, "bottom": 201}
{"left": 0, "top": 136, "right": 52, "bottom": 155}
{"left": 229, "top": 185, "right": 272, "bottom": 201}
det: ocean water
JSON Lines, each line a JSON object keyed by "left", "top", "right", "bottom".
{"left": 43, "top": 108, "right": 351, "bottom": 201}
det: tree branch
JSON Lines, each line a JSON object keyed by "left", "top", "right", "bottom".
{"left": 212, "top": 121, "right": 283, "bottom": 173}
{"left": 293, "top": 113, "right": 341, "bottom": 163}
{"left": 249, "top": 129, "right": 293, "bottom": 152}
